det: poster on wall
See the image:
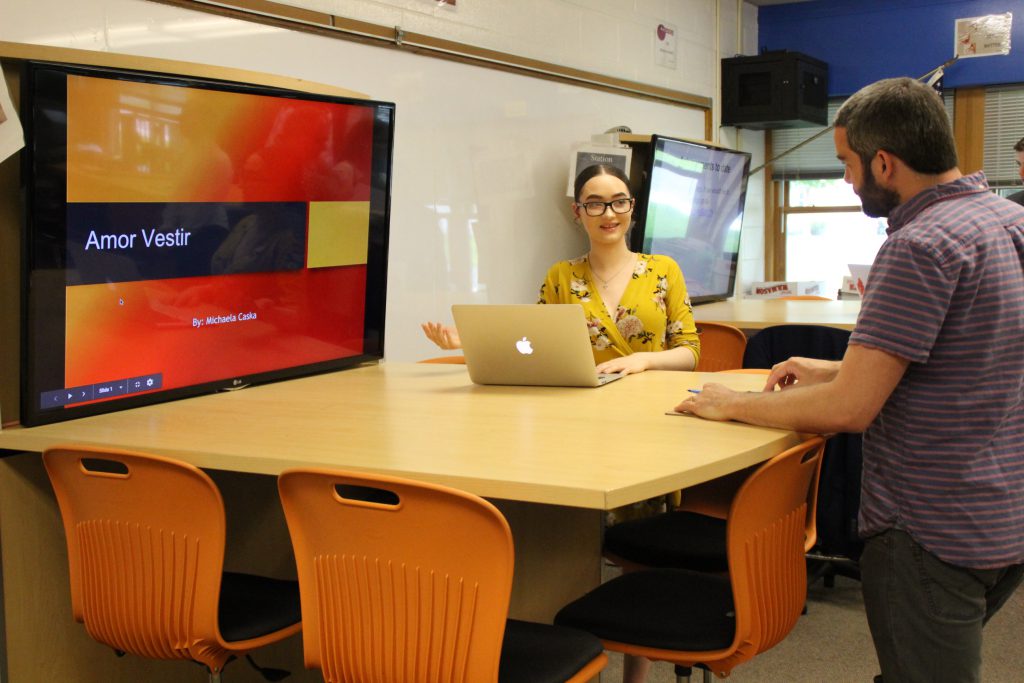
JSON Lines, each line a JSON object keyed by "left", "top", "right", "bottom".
{"left": 955, "top": 12, "right": 1012, "bottom": 58}
{"left": 0, "top": 74, "right": 25, "bottom": 163}
{"left": 566, "top": 145, "right": 633, "bottom": 197}
{"left": 656, "top": 23, "right": 678, "bottom": 69}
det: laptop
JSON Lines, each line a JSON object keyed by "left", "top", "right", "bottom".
{"left": 451, "top": 304, "right": 623, "bottom": 387}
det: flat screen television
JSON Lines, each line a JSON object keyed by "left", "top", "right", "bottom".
{"left": 20, "top": 61, "right": 395, "bottom": 426}
{"left": 631, "top": 135, "right": 751, "bottom": 304}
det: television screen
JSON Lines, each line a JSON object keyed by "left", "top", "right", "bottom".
{"left": 21, "top": 61, "right": 394, "bottom": 426}
{"left": 631, "top": 135, "right": 751, "bottom": 304}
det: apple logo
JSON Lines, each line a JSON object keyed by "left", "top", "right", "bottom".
{"left": 515, "top": 336, "right": 534, "bottom": 355}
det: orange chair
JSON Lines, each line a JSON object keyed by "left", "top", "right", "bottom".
{"left": 43, "top": 446, "right": 302, "bottom": 682}
{"left": 419, "top": 355, "right": 467, "bottom": 364}
{"left": 558, "top": 436, "right": 825, "bottom": 681}
{"left": 693, "top": 322, "right": 747, "bottom": 372}
{"left": 604, "top": 435, "right": 824, "bottom": 575}
{"left": 278, "top": 468, "right": 607, "bottom": 683}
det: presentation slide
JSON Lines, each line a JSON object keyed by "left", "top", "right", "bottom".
{"left": 50, "top": 74, "right": 375, "bottom": 407}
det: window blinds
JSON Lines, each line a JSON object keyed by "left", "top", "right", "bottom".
{"left": 982, "top": 86, "right": 1024, "bottom": 185}
{"left": 768, "top": 94, "right": 954, "bottom": 180}
{"left": 766, "top": 100, "right": 845, "bottom": 179}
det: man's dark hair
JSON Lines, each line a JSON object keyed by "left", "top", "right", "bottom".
{"left": 1014, "top": 137, "right": 1024, "bottom": 153}
{"left": 834, "top": 77, "right": 958, "bottom": 174}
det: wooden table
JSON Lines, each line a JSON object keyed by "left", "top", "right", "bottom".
{"left": 693, "top": 298, "right": 861, "bottom": 331}
{"left": 0, "top": 363, "right": 799, "bottom": 683}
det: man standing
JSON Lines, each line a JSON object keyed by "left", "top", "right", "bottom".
{"left": 1006, "top": 136, "right": 1024, "bottom": 206}
{"left": 679, "top": 77, "right": 1024, "bottom": 683}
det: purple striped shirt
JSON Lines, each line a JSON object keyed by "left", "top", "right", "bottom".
{"left": 851, "top": 172, "right": 1024, "bottom": 569}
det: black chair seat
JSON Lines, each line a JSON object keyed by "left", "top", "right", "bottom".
{"left": 555, "top": 569, "right": 735, "bottom": 652}
{"left": 218, "top": 571, "right": 301, "bottom": 643}
{"left": 499, "top": 619, "right": 605, "bottom": 683}
{"left": 604, "top": 511, "right": 728, "bottom": 572}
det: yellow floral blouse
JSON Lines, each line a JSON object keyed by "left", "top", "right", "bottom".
{"left": 537, "top": 253, "right": 700, "bottom": 365}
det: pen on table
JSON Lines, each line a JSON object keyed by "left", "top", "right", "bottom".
{"left": 688, "top": 388, "right": 701, "bottom": 394}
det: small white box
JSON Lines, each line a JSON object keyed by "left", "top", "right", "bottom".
{"left": 747, "top": 280, "right": 827, "bottom": 298}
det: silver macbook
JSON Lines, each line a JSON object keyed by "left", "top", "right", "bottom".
{"left": 451, "top": 304, "right": 623, "bottom": 387}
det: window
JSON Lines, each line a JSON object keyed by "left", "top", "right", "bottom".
{"left": 783, "top": 180, "right": 887, "bottom": 296}
{"left": 765, "top": 94, "right": 953, "bottom": 297}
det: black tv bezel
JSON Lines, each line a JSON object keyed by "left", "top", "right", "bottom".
{"left": 630, "top": 134, "right": 751, "bottom": 305}
{"left": 19, "top": 60, "right": 395, "bottom": 427}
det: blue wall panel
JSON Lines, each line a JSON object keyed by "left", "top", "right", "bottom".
{"left": 759, "top": 0, "right": 1024, "bottom": 95}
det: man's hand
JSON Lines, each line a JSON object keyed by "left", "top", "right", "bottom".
{"left": 764, "top": 357, "right": 841, "bottom": 392}
{"left": 674, "top": 383, "right": 741, "bottom": 421}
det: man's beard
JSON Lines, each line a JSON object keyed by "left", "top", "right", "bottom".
{"left": 857, "top": 166, "right": 901, "bottom": 218}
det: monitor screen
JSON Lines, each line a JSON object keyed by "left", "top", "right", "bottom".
{"left": 631, "top": 135, "right": 751, "bottom": 304}
{"left": 21, "top": 62, "right": 394, "bottom": 426}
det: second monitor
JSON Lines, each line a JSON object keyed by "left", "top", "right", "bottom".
{"left": 631, "top": 135, "right": 752, "bottom": 305}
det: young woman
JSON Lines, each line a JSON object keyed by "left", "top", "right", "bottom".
{"left": 422, "top": 163, "right": 700, "bottom": 373}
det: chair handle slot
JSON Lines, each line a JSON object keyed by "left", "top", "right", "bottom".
{"left": 333, "top": 483, "right": 400, "bottom": 508}
{"left": 79, "top": 457, "right": 130, "bottom": 477}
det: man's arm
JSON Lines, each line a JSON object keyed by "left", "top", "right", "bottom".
{"left": 677, "top": 344, "right": 909, "bottom": 433}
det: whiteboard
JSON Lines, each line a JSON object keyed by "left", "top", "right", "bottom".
{"left": 1, "top": 0, "right": 706, "bottom": 362}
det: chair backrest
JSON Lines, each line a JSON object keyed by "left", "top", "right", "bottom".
{"left": 675, "top": 427, "right": 824, "bottom": 553}
{"left": 42, "top": 446, "right": 229, "bottom": 669}
{"left": 278, "top": 468, "right": 515, "bottom": 683}
{"left": 694, "top": 321, "right": 747, "bottom": 372}
{"left": 715, "top": 436, "right": 825, "bottom": 676}
{"left": 742, "top": 324, "right": 850, "bottom": 370}
{"left": 419, "top": 355, "right": 467, "bottom": 364}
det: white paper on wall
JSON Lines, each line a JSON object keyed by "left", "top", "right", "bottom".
{"left": 955, "top": 13, "right": 1012, "bottom": 59}
{"left": 0, "top": 70, "right": 25, "bottom": 163}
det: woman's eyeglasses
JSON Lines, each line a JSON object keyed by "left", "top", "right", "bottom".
{"left": 578, "top": 198, "right": 634, "bottom": 217}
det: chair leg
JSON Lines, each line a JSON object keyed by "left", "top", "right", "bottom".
{"left": 675, "top": 664, "right": 713, "bottom": 683}
{"left": 208, "top": 671, "right": 222, "bottom": 683}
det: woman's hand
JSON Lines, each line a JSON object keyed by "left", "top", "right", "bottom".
{"left": 596, "top": 352, "right": 651, "bottom": 376}
{"left": 763, "top": 357, "right": 841, "bottom": 392}
{"left": 420, "top": 322, "right": 462, "bottom": 350}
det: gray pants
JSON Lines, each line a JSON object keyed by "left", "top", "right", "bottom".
{"left": 861, "top": 528, "right": 1024, "bottom": 683}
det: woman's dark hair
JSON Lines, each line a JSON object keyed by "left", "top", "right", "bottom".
{"left": 573, "top": 164, "right": 631, "bottom": 201}
{"left": 834, "top": 77, "right": 957, "bottom": 174}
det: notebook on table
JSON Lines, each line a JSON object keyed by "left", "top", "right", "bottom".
{"left": 451, "top": 304, "right": 623, "bottom": 387}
